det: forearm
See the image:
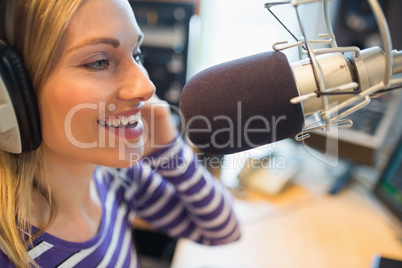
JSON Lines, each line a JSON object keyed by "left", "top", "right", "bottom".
{"left": 135, "top": 137, "right": 241, "bottom": 245}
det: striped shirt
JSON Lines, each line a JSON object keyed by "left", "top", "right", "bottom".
{"left": 0, "top": 138, "right": 240, "bottom": 267}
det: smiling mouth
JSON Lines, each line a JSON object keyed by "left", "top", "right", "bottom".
{"left": 98, "top": 113, "right": 141, "bottom": 128}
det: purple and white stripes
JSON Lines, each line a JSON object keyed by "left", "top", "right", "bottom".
{"left": 0, "top": 138, "right": 240, "bottom": 267}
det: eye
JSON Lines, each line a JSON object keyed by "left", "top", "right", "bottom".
{"left": 133, "top": 53, "right": 144, "bottom": 64}
{"left": 84, "top": 59, "right": 111, "bottom": 71}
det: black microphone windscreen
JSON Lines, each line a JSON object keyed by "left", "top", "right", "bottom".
{"left": 179, "top": 51, "right": 304, "bottom": 155}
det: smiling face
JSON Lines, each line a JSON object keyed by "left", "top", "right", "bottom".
{"left": 38, "top": 0, "right": 155, "bottom": 168}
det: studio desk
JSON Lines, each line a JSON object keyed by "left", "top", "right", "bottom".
{"left": 169, "top": 146, "right": 402, "bottom": 268}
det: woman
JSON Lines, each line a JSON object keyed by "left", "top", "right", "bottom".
{"left": 0, "top": 0, "right": 240, "bottom": 267}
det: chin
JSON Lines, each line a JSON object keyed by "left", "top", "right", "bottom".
{"left": 104, "top": 147, "right": 145, "bottom": 168}
{"left": 96, "top": 135, "right": 145, "bottom": 167}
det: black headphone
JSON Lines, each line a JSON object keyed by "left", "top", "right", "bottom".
{"left": 0, "top": 40, "right": 41, "bottom": 154}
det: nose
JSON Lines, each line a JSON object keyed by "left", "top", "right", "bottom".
{"left": 118, "top": 61, "right": 155, "bottom": 101}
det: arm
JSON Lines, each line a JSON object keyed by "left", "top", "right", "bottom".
{"left": 132, "top": 137, "right": 240, "bottom": 245}
{"left": 131, "top": 94, "right": 240, "bottom": 245}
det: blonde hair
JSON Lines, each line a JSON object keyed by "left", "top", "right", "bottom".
{"left": 0, "top": 0, "right": 87, "bottom": 266}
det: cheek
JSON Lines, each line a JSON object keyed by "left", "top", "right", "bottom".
{"left": 38, "top": 81, "right": 104, "bottom": 150}
{"left": 40, "top": 95, "right": 93, "bottom": 148}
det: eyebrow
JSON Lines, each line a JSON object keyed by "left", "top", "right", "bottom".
{"left": 67, "top": 34, "right": 144, "bottom": 54}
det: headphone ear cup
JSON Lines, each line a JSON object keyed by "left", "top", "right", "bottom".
{"left": 0, "top": 40, "right": 41, "bottom": 153}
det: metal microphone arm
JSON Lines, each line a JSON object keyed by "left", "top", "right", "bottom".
{"left": 265, "top": 0, "right": 402, "bottom": 141}
{"left": 393, "top": 51, "right": 402, "bottom": 75}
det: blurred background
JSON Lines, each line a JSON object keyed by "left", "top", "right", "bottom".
{"left": 129, "top": 1, "right": 402, "bottom": 267}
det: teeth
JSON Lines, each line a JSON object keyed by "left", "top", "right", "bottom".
{"left": 128, "top": 115, "right": 136, "bottom": 124}
{"left": 121, "top": 117, "right": 129, "bottom": 126}
{"left": 100, "top": 113, "right": 141, "bottom": 128}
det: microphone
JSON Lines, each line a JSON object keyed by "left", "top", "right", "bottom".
{"left": 179, "top": 0, "right": 402, "bottom": 156}
{"left": 179, "top": 47, "right": 402, "bottom": 155}
{"left": 179, "top": 51, "right": 304, "bottom": 155}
